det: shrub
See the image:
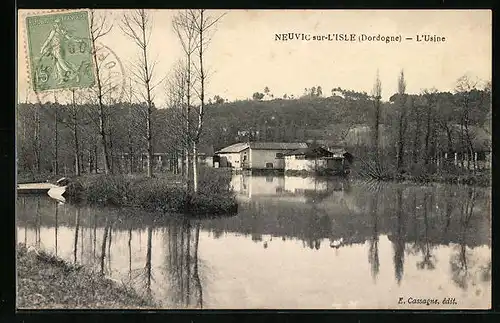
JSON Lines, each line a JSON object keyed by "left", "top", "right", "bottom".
{"left": 84, "top": 175, "right": 133, "bottom": 206}
{"left": 63, "top": 180, "right": 85, "bottom": 202}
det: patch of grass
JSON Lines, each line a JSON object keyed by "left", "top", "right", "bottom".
{"left": 16, "top": 244, "right": 154, "bottom": 309}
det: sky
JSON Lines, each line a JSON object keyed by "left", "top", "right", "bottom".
{"left": 17, "top": 9, "right": 492, "bottom": 105}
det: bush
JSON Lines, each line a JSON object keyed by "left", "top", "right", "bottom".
{"left": 63, "top": 180, "right": 85, "bottom": 202}
{"left": 132, "top": 180, "right": 189, "bottom": 212}
{"left": 84, "top": 175, "right": 133, "bottom": 206}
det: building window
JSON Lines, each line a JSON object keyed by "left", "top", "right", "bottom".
{"left": 266, "top": 163, "right": 274, "bottom": 168}
{"left": 276, "top": 152, "right": 284, "bottom": 159}
{"left": 243, "top": 155, "right": 247, "bottom": 161}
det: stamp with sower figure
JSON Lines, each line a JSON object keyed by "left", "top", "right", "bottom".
{"left": 25, "top": 11, "right": 95, "bottom": 92}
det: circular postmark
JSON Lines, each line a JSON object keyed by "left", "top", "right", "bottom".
{"left": 92, "top": 42, "right": 126, "bottom": 104}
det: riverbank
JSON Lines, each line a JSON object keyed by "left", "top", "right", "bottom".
{"left": 396, "top": 171, "right": 491, "bottom": 186}
{"left": 350, "top": 164, "right": 491, "bottom": 187}
{"left": 17, "top": 244, "right": 154, "bottom": 309}
{"left": 63, "top": 168, "right": 238, "bottom": 216}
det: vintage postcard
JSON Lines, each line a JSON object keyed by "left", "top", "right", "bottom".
{"left": 16, "top": 9, "right": 491, "bottom": 309}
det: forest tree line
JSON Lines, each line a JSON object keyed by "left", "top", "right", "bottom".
{"left": 17, "top": 71, "right": 491, "bottom": 180}
{"left": 17, "top": 8, "right": 491, "bottom": 182}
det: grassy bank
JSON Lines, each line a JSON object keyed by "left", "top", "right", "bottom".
{"left": 17, "top": 244, "right": 154, "bottom": 309}
{"left": 397, "top": 171, "right": 491, "bottom": 186}
{"left": 64, "top": 167, "right": 238, "bottom": 216}
{"left": 351, "top": 162, "right": 491, "bottom": 187}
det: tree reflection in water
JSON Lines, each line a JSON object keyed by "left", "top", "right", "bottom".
{"left": 392, "top": 187, "right": 407, "bottom": 285}
{"left": 54, "top": 200, "right": 58, "bottom": 256}
{"left": 93, "top": 213, "right": 97, "bottom": 259}
{"left": 164, "top": 218, "right": 203, "bottom": 308}
{"left": 108, "top": 222, "right": 113, "bottom": 274}
{"left": 35, "top": 199, "right": 41, "bottom": 248}
{"left": 145, "top": 225, "right": 153, "bottom": 298}
{"left": 100, "top": 218, "right": 110, "bottom": 275}
{"left": 416, "top": 192, "right": 436, "bottom": 270}
{"left": 73, "top": 208, "right": 80, "bottom": 263}
{"left": 450, "top": 186, "right": 477, "bottom": 290}
{"left": 367, "top": 182, "right": 380, "bottom": 283}
{"left": 128, "top": 225, "right": 132, "bottom": 280}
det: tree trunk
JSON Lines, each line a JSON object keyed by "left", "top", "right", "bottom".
{"left": 397, "top": 111, "right": 405, "bottom": 171}
{"left": 193, "top": 10, "right": 206, "bottom": 193}
{"left": 94, "top": 144, "right": 99, "bottom": 173}
{"left": 73, "top": 123, "right": 80, "bottom": 176}
{"left": 108, "top": 123, "right": 115, "bottom": 173}
{"left": 412, "top": 115, "right": 421, "bottom": 165}
{"left": 142, "top": 24, "right": 154, "bottom": 178}
{"left": 373, "top": 100, "right": 380, "bottom": 164}
{"left": 424, "top": 105, "right": 432, "bottom": 166}
{"left": 53, "top": 107, "right": 58, "bottom": 174}
{"left": 93, "top": 49, "right": 111, "bottom": 175}
{"left": 192, "top": 142, "right": 198, "bottom": 193}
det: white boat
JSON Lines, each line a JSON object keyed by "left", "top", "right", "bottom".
{"left": 47, "top": 186, "right": 67, "bottom": 203}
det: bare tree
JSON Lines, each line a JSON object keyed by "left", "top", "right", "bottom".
{"left": 173, "top": 10, "right": 199, "bottom": 186}
{"left": 455, "top": 75, "right": 482, "bottom": 172}
{"left": 165, "top": 60, "right": 192, "bottom": 178}
{"left": 188, "top": 9, "right": 225, "bottom": 193}
{"left": 121, "top": 9, "right": 162, "bottom": 178}
{"left": 59, "top": 89, "right": 82, "bottom": 175}
{"left": 52, "top": 93, "right": 59, "bottom": 175}
{"left": 396, "top": 70, "right": 407, "bottom": 171}
{"left": 89, "top": 9, "right": 113, "bottom": 174}
{"left": 372, "top": 70, "right": 382, "bottom": 163}
{"left": 422, "top": 88, "right": 438, "bottom": 167}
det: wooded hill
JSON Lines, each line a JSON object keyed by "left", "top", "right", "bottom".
{"left": 16, "top": 79, "right": 491, "bottom": 177}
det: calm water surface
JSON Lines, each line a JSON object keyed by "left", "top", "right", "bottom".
{"left": 16, "top": 175, "right": 491, "bottom": 309}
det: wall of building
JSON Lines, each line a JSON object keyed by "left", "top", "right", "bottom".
{"left": 249, "top": 149, "right": 287, "bottom": 169}
{"left": 219, "top": 152, "right": 241, "bottom": 169}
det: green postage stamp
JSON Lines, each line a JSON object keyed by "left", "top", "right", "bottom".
{"left": 25, "top": 11, "right": 95, "bottom": 92}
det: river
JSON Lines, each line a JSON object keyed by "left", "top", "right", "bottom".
{"left": 16, "top": 175, "right": 491, "bottom": 309}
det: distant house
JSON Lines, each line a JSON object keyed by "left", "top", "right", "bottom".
{"left": 197, "top": 145, "right": 215, "bottom": 167}
{"left": 284, "top": 146, "right": 352, "bottom": 174}
{"left": 439, "top": 124, "right": 491, "bottom": 170}
{"left": 215, "top": 142, "right": 308, "bottom": 170}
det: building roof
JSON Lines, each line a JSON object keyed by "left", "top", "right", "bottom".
{"left": 216, "top": 142, "right": 308, "bottom": 154}
{"left": 284, "top": 147, "right": 334, "bottom": 158}
{"left": 250, "top": 142, "right": 308, "bottom": 150}
{"left": 215, "top": 142, "right": 250, "bottom": 153}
